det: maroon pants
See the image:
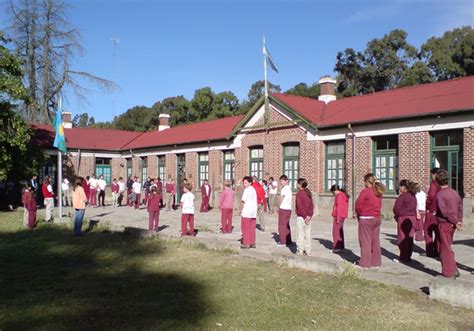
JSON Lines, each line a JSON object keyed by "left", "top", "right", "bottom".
{"left": 89, "top": 188, "right": 97, "bottom": 206}
{"left": 220, "top": 208, "right": 233, "bottom": 233}
{"left": 134, "top": 193, "right": 141, "bottom": 209}
{"left": 127, "top": 189, "right": 133, "bottom": 206}
{"left": 148, "top": 211, "right": 160, "bottom": 231}
{"left": 438, "top": 221, "right": 458, "bottom": 277}
{"left": 332, "top": 217, "right": 345, "bottom": 250}
{"left": 181, "top": 214, "right": 195, "bottom": 236}
{"left": 424, "top": 212, "right": 439, "bottom": 257}
{"left": 358, "top": 217, "right": 382, "bottom": 268}
{"left": 241, "top": 217, "right": 256, "bottom": 245}
{"left": 28, "top": 210, "right": 36, "bottom": 229}
{"left": 414, "top": 211, "right": 425, "bottom": 242}
{"left": 397, "top": 216, "right": 416, "bottom": 262}
{"left": 278, "top": 209, "right": 292, "bottom": 245}
{"left": 200, "top": 196, "right": 209, "bottom": 212}
{"left": 144, "top": 190, "right": 149, "bottom": 205}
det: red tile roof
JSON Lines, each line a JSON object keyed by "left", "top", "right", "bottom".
{"left": 273, "top": 76, "right": 474, "bottom": 127}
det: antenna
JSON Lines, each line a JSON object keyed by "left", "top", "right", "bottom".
{"left": 110, "top": 37, "right": 120, "bottom": 118}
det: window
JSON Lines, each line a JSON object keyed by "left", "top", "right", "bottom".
{"left": 157, "top": 155, "right": 166, "bottom": 180}
{"left": 373, "top": 136, "right": 398, "bottom": 193}
{"left": 325, "top": 141, "right": 345, "bottom": 191}
{"left": 126, "top": 158, "right": 132, "bottom": 178}
{"left": 431, "top": 131, "right": 463, "bottom": 195}
{"left": 198, "top": 152, "right": 209, "bottom": 187}
{"left": 223, "top": 150, "right": 235, "bottom": 187}
{"left": 249, "top": 146, "right": 263, "bottom": 180}
{"left": 141, "top": 157, "right": 148, "bottom": 185}
{"left": 282, "top": 143, "right": 299, "bottom": 191}
{"left": 95, "top": 158, "right": 112, "bottom": 185}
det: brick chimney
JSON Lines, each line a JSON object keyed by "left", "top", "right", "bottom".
{"left": 62, "top": 112, "right": 72, "bottom": 129}
{"left": 318, "top": 76, "right": 337, "bottom": 104}
{"left": 158, "top": 114, "right": 170, "bottom": 131}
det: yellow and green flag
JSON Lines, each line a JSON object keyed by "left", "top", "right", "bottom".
{"left": 53, "top": 108, "right": 67, "bottom": 153}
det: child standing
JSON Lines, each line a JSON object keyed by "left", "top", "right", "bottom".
{"left": 111, "top": 178, "right": 119, "bottom": 208}
{"left": 147, "top": 186, "right": 161, "bottom": 231}
{"left": 89, "top": 174, "right": 98, "bottom": 208}
{"left": 132, "top": 177, "right": 142, "bottom": 209}
{"left": 277, "top": 175, "right": 293, "bottom": 246}
{"left": 415, "top": 185, "right": 426, "bottom": 242}
{"left": 22, "top": 185, "right": 31, "bottom": 227}
{"left": 219, "top": 180, "right": 234, "bottom": 233}
{"left": 180, "top": 183, "right": 195, "bottom": 236}
{"left": 26, "top": 187, "right": 37, "bottom": 229}
{"left": 295, "top": 178, "right": 314, "bottom": 256}
{"left": 330, "top": 185, "right": 349, "bottom": 252}
{"left": 240, "top": 176, "right": 257, "bottom": 249}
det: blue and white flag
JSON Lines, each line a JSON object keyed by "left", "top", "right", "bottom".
{"left": 263, "top": 39, "right": 279, "bottom": 73}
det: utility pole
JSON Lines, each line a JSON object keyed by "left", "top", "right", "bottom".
{"left": 110, "top": 37, "right": 120, "bottom": 118}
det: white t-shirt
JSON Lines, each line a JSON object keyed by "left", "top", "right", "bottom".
{"left": 241, "top": 186, "right": 257, "bottom": 218}
{"left": 416, "top": 191, "right": 426, "bottom": 211}
{"left": 269, "top": 180, "right": 278, "bottom": 195}
{"left": 279, "top": 185, "right": 292, "bottom": 210}
{"left": 89, "top": 178, "right": 98, "bottom": 189}
{"left": 98, "top": 179, "right": 107, "bottom": 191}
{"left": 61, "top": 179, "right": 69, "bottom": 191}
{"left": 118, "top": 182, "right": 126, "bottom": 193}
{"left": 132, "top": 182, "right": 142, "bottom": 194}
{"left": 181, "top": 192, "right": 195, "bottom": 214}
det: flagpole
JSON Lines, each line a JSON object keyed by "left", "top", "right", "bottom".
{"left": 263, "top": 35, "right": 269, "bottom": 131}
{"left": 57, "top": 95, "right": 63, "bottom": 219}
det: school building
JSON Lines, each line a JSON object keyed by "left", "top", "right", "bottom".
{"left": 31, "top": 76, "right": 474, "bottom": 222}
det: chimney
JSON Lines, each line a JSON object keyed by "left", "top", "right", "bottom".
{"left": 62, "top": 112, "right": 72, "bottom": 129}
{"left": 158, "top": 114, "right": 170, "bottom": 131}
{"left": 318, "top": 76, "right": 337, "bottom": 104}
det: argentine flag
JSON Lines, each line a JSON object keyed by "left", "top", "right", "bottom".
{"left": 53, "top": 107, "right": 67, "bottom": 153}
{"left": 263, "top": 37, "right": 279, "bottom": 73}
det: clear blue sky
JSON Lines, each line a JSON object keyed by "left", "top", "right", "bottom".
{"left": 1, "top": 0, "right": 473, "bottom": 122}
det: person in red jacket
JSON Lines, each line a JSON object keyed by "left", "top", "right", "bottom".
{"left": 147, "top": 186, "right": 161, "bottom": 231}
{"left": 330, "top": 184, "right": 349, "bottom": 252}
{"left": 295, "top": 178, "right": 314, "bottom": 256}
{"left": 252, "top": 176, "right": 266, "bottom": 232}
{"left": 200, "top": 179, "right": 211, "bottom": 212}
{"left": 425, "top": 168, "right": 441, "bottom": 257}
{"left": 355, "top": 173, "right": 385, "bottom": 269}
{"left": 26, "top": 187, "right": 37, "bottom": 229}
{"left": 435, "top": 170, "right": 463, "bottom": 278}
{"left": 393, "top": 180, "right": 418, "bottom": 263}
{"left": 22, "top": 184, "right": 31, "bottom": 227}
{"left": 83, "top": 176, "right": 90, "bottom": 204}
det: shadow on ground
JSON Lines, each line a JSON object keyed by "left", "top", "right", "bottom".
{"left": 0, "top": 225, "right": 210, "bottom": 330}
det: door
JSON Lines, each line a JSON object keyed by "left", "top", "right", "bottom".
{"left": 176, "top": 154, "right": 186, "bottom": 201}
{"left": 431, "top": 150, "right": 462, "bottom": 195}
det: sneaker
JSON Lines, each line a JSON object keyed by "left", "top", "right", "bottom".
{"left": 305, "top": 251, "right": 312, "bottom": 256}
{"left": 296, "top": 249, "right": 304, "bottom": 256}
{"left": 393, "top": 258, "right": 400, "bottom": 263}
{"left": 331, "top": 249, "right": 343, "bottom": 253}
{"left": 276, "top": 243, "right": 286, "bottom": 247}
{"left": 240, "top": 245, "right": 250, "bottom": 249}
{"left": 249, "top": 244, "right": 256, "bottom": 248}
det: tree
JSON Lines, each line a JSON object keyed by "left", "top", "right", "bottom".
{"left": 209, "top": 91, "right": 240, "bottom": 119}
{"left": 285, "top": 82, "right": 320, "bottom": 98}
{"left": 421, "top": 26, "right": 474, "bottom": 81}
{"left": 7, "top": 0, "right": 115, "bottom": 123}
{"left": 157, "top": 96, "right": 192, "bottom": 126}
{"left": 246, "top": 80, "right": 281, "bottom": 105}
{"left": 113, "top": 106, "right": 157, "bottom": 132}
{"left": 72, "top": 112, "right": 95, "bottom": 127}
{"left": 191, "top": 87, "right": 214, "bottom": 121}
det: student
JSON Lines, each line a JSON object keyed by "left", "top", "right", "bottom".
{"left": 132, "top": 177, "right": 142, "bottom": 210}
{"left": 240, "top": 176, "right": 257, "bottom": 249}
{"left": 262, "top": 180, "right": 269, "bottom": 213}
{"left": 180, "top": 183, "right": 195, "bottom": 236}
{"left": 252, "top": 176, "right": 266, "bottom": 232}
{"left": 219, "top": 180, "right": 234, "bottom": 233}
{"left": 22, "top": 184, "right": 31, "bottom": 227}
{"left": 127, "top": 176, "right": 134, "bottom": 206}
{"left": 111, "top": 178, "right": 119, "bottom": 208}
{"left": 147, "top": 186, "right": 161, "bottom": 231}
{"left": 156, "top": 177, "right": 165, "bottom": 208}
{"left": 435, "top": 170, "right": 463, "bottom": 278}
{"left": 268, "top": 177, "right": 278, "bottom": 213}
{"left": 200, "top": 179, "right": 211, "bottom": 212}
{"left": 277, "top": 175, "right": 293, "bottom": 247}
{"left": 393, "top": 180, "right": 418, "bottom": 263}
{"left": 42, "top": 176, "right": 55, "bottom": 222}
{"left": 355, "top": 173, "right": 385, "bottom": 270}
{"left": 89, "top": 174, "right": 98, "bottom": 208}
{"left": 83, "top": 176, "right": 91, "bottom": 203}
{"left": 97, "top": 175, "right": 107, "bottom": 207}
{"left": 425, "top": 168, "right": 441, "bottom": 257}
{"left": 62, "top": 178, "right": 71, "bottom": 207}
{"left": 415, "top": 184, "right": 426, "bottom": 242}
{"left": 295, "top": 178, "right": 314, "bottom": 256}
{"left": 26, "top": 187, "right": 37, "bottom": 229}
{"left": 143, "top": 176, "right": 151, "bottom": 205}
{"left": 118, "top": 177, "right": 126, "bottom": 206}
{"left": 330, "top": 184, "right": 349, "bottom": 252}
{"left": 72, "top": 177, "right": 88, "bottom": 236}
{"left": 166, "top": 179, "right": 176, "bottom": 211}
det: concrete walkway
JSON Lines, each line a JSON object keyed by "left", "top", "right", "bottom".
{"left": 52, "top": 204, "right": 474, "bottom": 294}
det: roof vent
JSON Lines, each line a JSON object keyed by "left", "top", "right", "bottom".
{"left": 318, "top": 76, "right": 337, "bottom": 104}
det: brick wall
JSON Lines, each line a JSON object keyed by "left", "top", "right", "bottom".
{"left": 147, "top": 155, "right": 158, "bottom": 179}
{"left": 111, "top": 157, "right": 127, "bottom": 180}
{"left": 398, "top": 131, "right": 431, "bottom": 191}
{"left": 76, "top": 155, "right": 95, "bottom": 178}
{"left": 208, "top": 150, "right": 222, "bottom": 190}
{"left": 185, "top": 152, "right": 198, "bottom": 191}
{"left": 464, "top": 127, "right": 474, "bottom": 197}
{"left": 345, "top": 136, "right": 372, "bottom": 195}
{"left": 165, "top": 154, "right": 177, "bottom": 181}
{"left": 132, "top": 157, "right": 142, "bottom": 178}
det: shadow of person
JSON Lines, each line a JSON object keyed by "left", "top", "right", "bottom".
{"left": 381, "top": 247, "right": 439, "bottom": 276}
{"left": 313, "top": 237, "right": 360, "bottom": 263}
{"left": 85, "top": 219, "right": 100, "bottom": 232}
{"left": 453, "top": 238, "right": 474, "bottom": 247}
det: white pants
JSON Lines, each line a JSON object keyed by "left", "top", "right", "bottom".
{"left": 296, "top": 216, "right": 312, "bottom": 253}
{"left": 44, "top": 198, "right": 54, "bottom": 222}
{"left": 112, "top": 192, "right": 119, "bottom": 206}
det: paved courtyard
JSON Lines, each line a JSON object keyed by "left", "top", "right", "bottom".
{"left": 50, "top": 203, "right": 474, "bottom": 292}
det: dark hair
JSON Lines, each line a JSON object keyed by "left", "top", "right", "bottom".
{"left": 430, "top": 167, "right": 440, "bottom": 175}
{"left": 113, "top": 178, "right": 117, "bottom": 182}
{"left": 269, "top": 177, "right": 274, "bottom": 181}
{"left": 330, "top": 184, "right": 349, "bottom": 197}
{"left": 86, "top": 176, "right": 90, "bottom": 180}
{"left": 364, "top": 173, "right": 386, "bottom": 197}
{"left": 119, "top": 177, "right": 123, "bottom": 180}
{"left": 279, "top": 175, "right": 288, "bottom": 181}
{"left": 262, "top": 180, "right": 268, "bottom": 185}
{"left": 399, "top": 179, "right": 417, "bottom": 195}
{"left": 435, "top": 169, "right": 449, "bottom": 186}
{"left": 243, "top": 176, "right": 253, "bottom": 184}
{"left": 297, "top": 178, "right": 312, "bottom": 198}
{"left": 151, "top": 186, "right": 157, "bottom": 193}
{"left": 74, "top": 177, "right": 84, "bottom": 191}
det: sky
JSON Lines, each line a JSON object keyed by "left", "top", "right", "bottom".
{"left": 1, "top": 0, "right": 473, "bottom": 122}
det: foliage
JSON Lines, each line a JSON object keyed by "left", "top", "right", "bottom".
{"left": 285, "top": 82, "right": 320, "bottom": 98}
{"left": 113, "top": 105, "right": 157, "bottom": 131}
{"left": 72, "top": 112, "right": 95, "bottom": 127}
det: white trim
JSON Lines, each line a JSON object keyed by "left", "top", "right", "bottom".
{"left": 124, "top": 142, "right": 236, "bottom": 158}
{"left": 67, "top": 151, "right": 123, "bottom": 158}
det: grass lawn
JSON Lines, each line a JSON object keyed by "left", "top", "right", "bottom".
{"left": 0, "top": 211, "right": 473, "bottom": 330}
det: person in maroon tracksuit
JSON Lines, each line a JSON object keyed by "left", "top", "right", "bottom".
{"left": 435, "top": 170, "right": 463, "bottom": 278}
{"left": 393, "top": 180, "right": 418, "bottom": 263}
{"left": 147, "top": 186, "right": 161, "bottom": 231}
{"left": 200, "top": 179, "right": 211, "bottom": 212}
{"left": 355, "top": 173, "right": 385, "bottom": 269}
{"left": 26, "top": 187, "right": 37, "bottom": 229}
{"left": 330, "top": 185, "right": 349, "bottom": 252}
{"left": 425, "top": 168, "right": 441, "bottom": 257}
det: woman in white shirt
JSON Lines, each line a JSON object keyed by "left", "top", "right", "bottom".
{"left": 277, "top": 175, "right": 293, "bottom": 247}
{"left": 240, "top": 176, "right": 258, "bottom": 249}
{"left": 180, "top": 183, "right": 195, "bottom": 236}
{"left": 132, "top": 177, "right": 142, "bottom": 210}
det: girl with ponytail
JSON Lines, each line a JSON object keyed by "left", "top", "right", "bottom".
{"left": 330, "top": 185, "right": 349, "bottom": 252}
{"left": 393, "top": 180, "right": 418, "bottom": 263}
{"left": 295, "top": 178, "right": 314, "bottom": 256}
{"left": 355, "top": 173, "right": 385, "bottom": 269}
